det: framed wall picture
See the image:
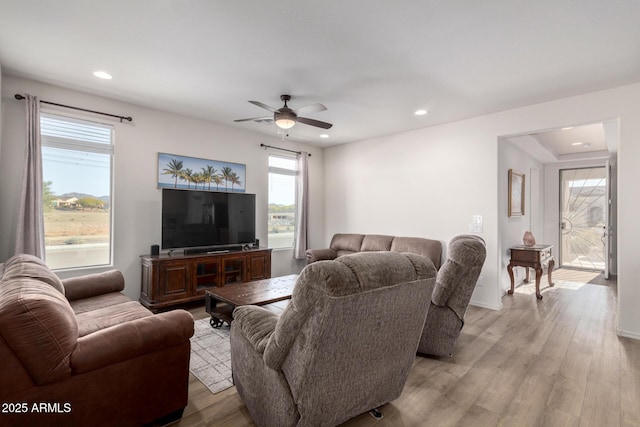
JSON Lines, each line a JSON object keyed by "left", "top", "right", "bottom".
{"left": 157, "top": 152, "right": 246, "bottom": 192}
{"left": 508, "top": 169, "right": 525, "bottom": 217}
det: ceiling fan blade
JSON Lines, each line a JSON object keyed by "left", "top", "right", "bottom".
{"left": 234, "top": 116, "right": 272, "bottom": 122}
{"left": 249, "top": 100, "right": 278, "bottom": 113}
{"left": 294, "top": 103, "right": 327, "bottom": 115}
{"left": 297, "top": 116, "right": 333, "bottom": 129}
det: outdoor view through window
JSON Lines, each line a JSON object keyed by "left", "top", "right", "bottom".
{"left": 268, "top": 155, "right": 297, "bottom": 249}
{"left": 41, "top": 114, "right": 113, "bottom": 269}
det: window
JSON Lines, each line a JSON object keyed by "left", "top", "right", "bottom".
{"left": 268, "top": 155, "right": 297, "bottom": 249}
{"left": 41, "top": 113, "right": 114, "bottom": 269}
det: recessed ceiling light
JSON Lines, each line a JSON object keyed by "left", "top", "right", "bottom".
{"left": 320, "top": 134, "right": 329, "bottom": 138}
{"left": 93, "top": 71, "right": 112, "bottom": 80}
{"left": 582, "top": 143, "right": 591, "bottom": 148}
{"left": 571, "top": 142, "right": 583, "bottom": 146}
{"left": 414, "top": 109, "right": 427, "bottom": 116}
{"left": 562, "top": 127, "right": 574, "bottom": 130}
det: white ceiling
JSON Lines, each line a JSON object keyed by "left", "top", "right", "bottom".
{"left": 504, "top": 120, "right": 618, "bottom": 164}
{"left": 1, "top": 1, "right": 639, "bottom": 148}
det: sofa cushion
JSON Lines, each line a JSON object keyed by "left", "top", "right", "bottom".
{"left": 75, "top": 301, "right": 153, "bottom": 337}
{"left": 361, "top": 234, "right": 394, "bottom": 252}
{"left": 330, "top": 234, "right": 365, "bottom": 252}
{"left": 2, "top": 254, "right": 65, "bottom": 295}
{"left": 335, "top": 250, "right": 357, "bottom": 257}
{"left": 69, "top": 292, "right": 132, "bottom": 315}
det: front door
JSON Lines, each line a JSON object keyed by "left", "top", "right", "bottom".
{"left": 559, "top": 167, "right": 607, "bottom": 271}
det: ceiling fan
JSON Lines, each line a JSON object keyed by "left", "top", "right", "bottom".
{"left": 234, "top": 95, "right": 333, "bottom": 130}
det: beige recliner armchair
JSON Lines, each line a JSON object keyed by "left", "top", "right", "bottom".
{"left": 230, "top": 251, "right": 437, "bottom": 427}
{"left": 418, "top": 234, "right": 486, "bottom": 357}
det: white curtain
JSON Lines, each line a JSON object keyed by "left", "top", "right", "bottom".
{"left": 293, "top": 152, "right": 309, "bottom": 259}
{"left": 14, "top": 94, "right": 45, "bottom": 258}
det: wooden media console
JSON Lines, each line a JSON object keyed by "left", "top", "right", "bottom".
{"left": 139, "top": 248, "right": 272, "bottom": 311}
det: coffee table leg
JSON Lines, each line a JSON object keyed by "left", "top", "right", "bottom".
{"left": 208, "top": 303, "right": 235, "bottom": 328}
{"left": 207, "top": 297, "right": 225, "bottom": 328}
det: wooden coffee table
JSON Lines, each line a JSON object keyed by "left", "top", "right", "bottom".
{"left": 204, "top": 274, "right": 297, "bottom": 328}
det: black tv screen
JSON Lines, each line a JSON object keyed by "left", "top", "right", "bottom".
{"left": 161, "top": 189, "right": 256, "bottom": 250}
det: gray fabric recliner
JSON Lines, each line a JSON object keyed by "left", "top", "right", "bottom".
{"left": 418, "top": 234, "right": 486, "bottom": 357}
{"left": 230, "top": 251, "right": 437, "bottom": 427}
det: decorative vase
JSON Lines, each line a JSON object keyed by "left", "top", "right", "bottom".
{"left": 523, "top": 231, "right": 536, "bottom": 246}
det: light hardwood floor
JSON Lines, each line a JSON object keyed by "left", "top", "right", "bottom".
{"left": 176, "top": 271, "right": 640, "bottom": 427}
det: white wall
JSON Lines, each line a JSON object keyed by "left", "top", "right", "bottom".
{"left": 0, "top": 74, "right": 325, "bottom": 299}
{"left": 324, "top": 119, "right": 502, "bottom": 310}
{"left": 498, "top": 140, "right": 544, "bottom": 293}
{"left": 0, "top": 64, "right": 2, "bottom": 168}
{"left": 324, "top": 82, "right": 640, "bottom": 339}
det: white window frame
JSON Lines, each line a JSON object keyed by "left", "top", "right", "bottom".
{"left": 40, "top": 112, "right": 115, "bottom": 270}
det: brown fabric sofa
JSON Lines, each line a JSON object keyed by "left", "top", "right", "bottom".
{"left": 418, "top": 235, "right": 486, "bottom": 356}
{"left": 230, "top": 251, "right": 437, "bottom": 427}
{"left": 305, "top": 233, "right": 443, "bottom": 269}
{"left": 0, "top": 254, "right": 194, "bottom": 427}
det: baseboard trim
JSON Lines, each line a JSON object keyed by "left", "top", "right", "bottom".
{"left": 617, "top": 328, "right": 640, "bottom": 340}
{"left": 470, "top": 299, "right": 502, "bottom": 311}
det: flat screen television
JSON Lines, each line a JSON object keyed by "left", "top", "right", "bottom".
{"left": 161, "top": 188, "right": 256, "bottom": 250}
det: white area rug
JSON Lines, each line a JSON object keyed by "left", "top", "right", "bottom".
{"left": 189, "top": 318, "right": 233, "bottom": 394}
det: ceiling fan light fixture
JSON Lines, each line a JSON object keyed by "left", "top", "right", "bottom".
{"left": 275, "top": 110, "right": 296, "bottom": 129}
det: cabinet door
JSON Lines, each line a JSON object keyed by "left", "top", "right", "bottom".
{"left": 246, "top": 252, "right": 271, "bottom": 281}
{"left": 158, "top": 260, "right": 191, "bottom": 301}
{"left": 194, "top": 258, "right": 221, "bottom": 294}
{"left": 221, "top": 255, "right": 245, "bottom": 285}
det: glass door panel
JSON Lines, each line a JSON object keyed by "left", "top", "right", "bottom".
{"left": 222, "top": 257, "right": 245, "bottom": 285}
{"left": 559, "top": 167, "right": 607, "bottom": 271}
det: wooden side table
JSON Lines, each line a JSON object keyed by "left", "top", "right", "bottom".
{"left": 507, "top": 244, "right": 555, "bottom": 300}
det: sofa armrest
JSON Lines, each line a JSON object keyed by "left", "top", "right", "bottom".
{"left": 62, "top": 270, "right": 125, "bottom": 301}
{"left": 71, "top": 309, "right": 194, "bottom": 374}
{"left": 232, "top": 305, "right": 279, "bottom": 354}
{"left": 305, "top": 248, "right": 338, "bottom": 264}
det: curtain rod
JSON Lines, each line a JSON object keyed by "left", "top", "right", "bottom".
{"left": 14, "top": 94, "right": 133, "bottom": 123}
{"left": 260, "top": 143, "right": 311, "bottom": 157}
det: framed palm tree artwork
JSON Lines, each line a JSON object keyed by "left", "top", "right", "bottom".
{"left": 157, "top": 152, "right": 246, "bottom": 192}
{"left": 508, "top": 169, "right": 525, "bottom": 217}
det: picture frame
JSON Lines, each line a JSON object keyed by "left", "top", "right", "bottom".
{"left": 508, "top": 169, "right": 525, "bottom": 217}
{"left": 157, "top": 152, "right": 246, "bottom": 193}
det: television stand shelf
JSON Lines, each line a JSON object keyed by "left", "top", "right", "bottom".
{"left": 139, "top": 248, "right": 272, "bottom": 311}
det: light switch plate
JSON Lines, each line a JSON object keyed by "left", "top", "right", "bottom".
{"left": 469, "top": 223, "right": 483, "bottom": 232}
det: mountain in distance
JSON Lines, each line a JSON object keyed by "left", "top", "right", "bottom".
{"left": 58, "top": 192, "right": 110, "bottom": 204}
{"left": 56, "top": 191, "right": 111, "bottom": 208}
